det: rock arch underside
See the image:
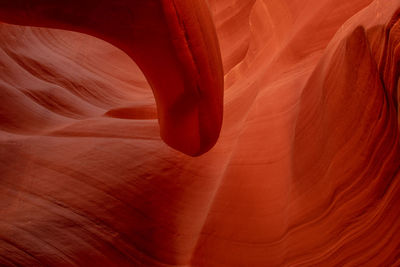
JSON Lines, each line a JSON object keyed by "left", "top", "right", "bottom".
{"left": 0, "top": 0, "right": 400, "bottom": 266}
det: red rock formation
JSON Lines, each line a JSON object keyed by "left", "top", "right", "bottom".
{"left": 0, "top": 0, "right": 399, "bottom": 266}
{"left": 0, "top": 0, "right": 224, "bottom": 156}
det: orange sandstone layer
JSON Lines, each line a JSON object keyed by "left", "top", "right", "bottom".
{"left": 0, "top": 0, "right": 399, "bottom": 266}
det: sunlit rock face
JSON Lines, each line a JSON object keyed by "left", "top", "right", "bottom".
{"left": 0, "top": 0, "right": 400, "bottom": 266}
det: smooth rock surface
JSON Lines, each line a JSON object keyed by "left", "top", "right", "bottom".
{"left": 0, "top": 0, "right": 399, "bottom": 266}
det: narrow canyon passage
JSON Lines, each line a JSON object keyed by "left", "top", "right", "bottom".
{"left": 0, "top": 0, "right": 399, "bottom": 266}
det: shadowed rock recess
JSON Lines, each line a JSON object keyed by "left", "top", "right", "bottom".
{"left": 0, "top": 0, "right": 399, "bottom": 266}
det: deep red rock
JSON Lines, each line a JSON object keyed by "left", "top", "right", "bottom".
{"left": 0, "top": 0, "right": 399, "bottom": 266}
{"left": 0, "top": 0, "right": 224, "bottom": 156}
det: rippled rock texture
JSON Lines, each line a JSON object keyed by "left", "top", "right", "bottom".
{"left": 0, "top": 0, "right": 400, "bottom": 266}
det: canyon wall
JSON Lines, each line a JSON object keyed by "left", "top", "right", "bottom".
{"left": 0, "top": 0, "right": 399, "bottom": 266}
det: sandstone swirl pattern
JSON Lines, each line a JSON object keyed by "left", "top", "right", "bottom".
{"left": 0, "top": 0, "right": 399, "bottom": 266}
